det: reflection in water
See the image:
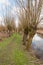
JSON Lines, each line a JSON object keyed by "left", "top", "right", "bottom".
{"left": 31, "top": 33, "right": 43, "bottom": 59}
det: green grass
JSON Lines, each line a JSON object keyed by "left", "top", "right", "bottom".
{"left": 0, "top": 33, "right": 40, "bottom": 65}
{"left": 0, "top": 33, "right": 15, "bottom": 50}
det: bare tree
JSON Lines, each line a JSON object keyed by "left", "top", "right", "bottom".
{"left": 4, "top": 15, "right": 16, "bottom": 36}
{"left": 16, "top": 0, "right": 43, "bottom": 50}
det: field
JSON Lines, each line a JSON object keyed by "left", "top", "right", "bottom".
{"left": 0, "top": 33, "right": 41, "bottom": 65}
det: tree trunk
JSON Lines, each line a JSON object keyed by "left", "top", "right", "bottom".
{"left": 23, "top": 33, "right": 28, "bottom": 45}
{"left": 23, "top": 27, "right": 29, "bottom": 45}
{"left": 26, "top": 36, "right": 33, "bottom": 51}
{"left": 22, "top": 26, "right": 36, "bottom": 50}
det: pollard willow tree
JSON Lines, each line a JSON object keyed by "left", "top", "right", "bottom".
{"left": 4, "top": 15, "right": 16, "bottom": 35}
{"left": 16, "top": 0, "right": 43, "bottom": 50}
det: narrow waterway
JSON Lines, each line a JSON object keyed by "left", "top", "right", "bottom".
{"left": 31, "top": 33, "right": 43, "bottom": 59}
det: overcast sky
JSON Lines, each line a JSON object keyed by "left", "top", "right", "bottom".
{"left": 0, "top": 0, "right": 43, "bottom": 25}
{"left": 0, "top": 0, "right": 20, "bottom": 25}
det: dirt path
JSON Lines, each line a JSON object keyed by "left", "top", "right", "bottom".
{"left": 0, "top": 35, "right": 42, "bottom": 65}
{"left": 0, "top": 37, "right": 16, "bottom": 65}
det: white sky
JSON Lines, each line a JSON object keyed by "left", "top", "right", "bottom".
{"left": 0, "top": 0, "right": 43, "bottom": 26}
{"left": 0, "top": 0, "right": 10, "bottom": 6}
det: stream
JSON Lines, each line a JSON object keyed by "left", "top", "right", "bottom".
{"left": 31, "top": 33, "right": 43, "bottom": 59}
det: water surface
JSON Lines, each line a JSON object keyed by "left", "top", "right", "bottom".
{"left": 31, "top": 33, "right": 43, "bottom": 59}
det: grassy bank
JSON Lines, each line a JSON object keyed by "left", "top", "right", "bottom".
{"left": 0, "top": 33, "right": 15, "bottom": 50}
{"left": 0, "top": 33, "right": 40, "bottom": 65}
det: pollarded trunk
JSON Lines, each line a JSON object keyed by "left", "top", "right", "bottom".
{"left": 25, "top": 30, "right": 36, "bottom": 50}
{"left": 23, "top": 25, "right": 36, "bottom": 50}
{"left": 26, "top": 36, "right": 33, "bottom": 50}
{"left": 23, "top": 27, "right": 29, "bottom": 45}
{"left": 23, "top": 33, "right": 28, "bottom": 45}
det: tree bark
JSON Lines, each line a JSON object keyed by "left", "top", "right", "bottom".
{"left": 23, "top": 33, "right": 28, "bottom": 45}
{"left": 26, "top": 36, "right": 33, "bottom": 51}
{"left": 23, "top": 27, "right": 29, "bottom": 45}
